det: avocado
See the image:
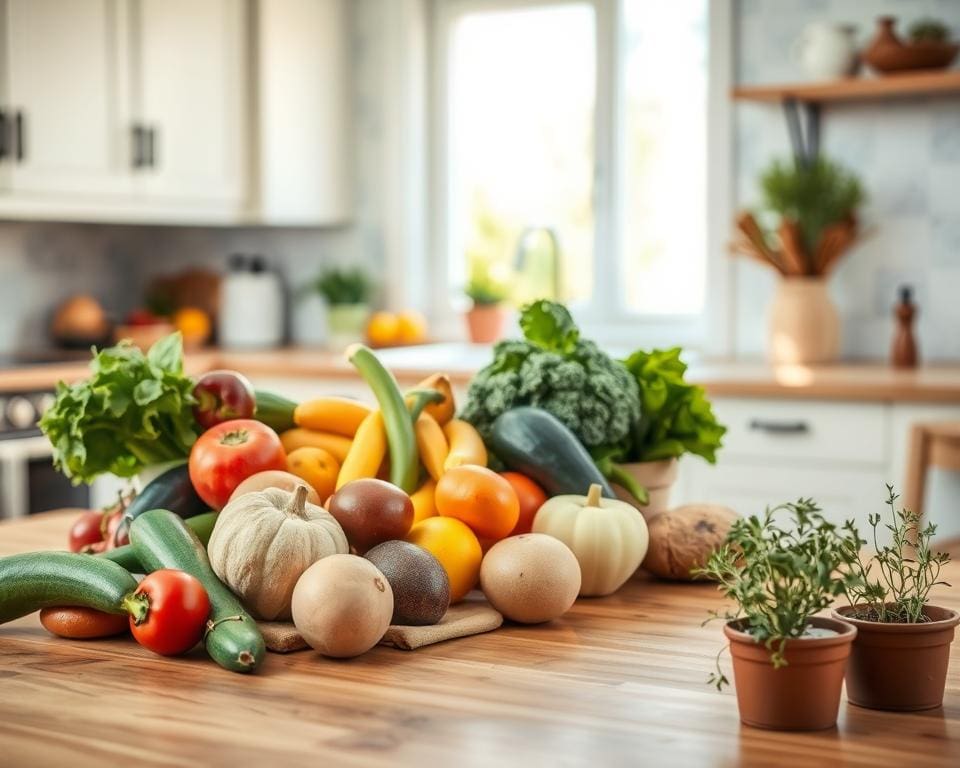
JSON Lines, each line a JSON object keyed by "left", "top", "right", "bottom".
{"left": 364, "top": 540, "right": 450, "bottom": 626}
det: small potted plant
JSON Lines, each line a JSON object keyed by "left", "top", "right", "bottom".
{"left": 464, "top": 262, "right": 509, "bottom": 344}
{"left": 696, "top": 499, "right": 860, "bottom": 730}
{"left": 602, "top": 347, "right": 725, "bottom": 518}
{"left": 832, "top": 486, "right": 957, "bottom": 711}
{"left": 732, "top": 156, "right": 864, "bottom": 364}
{"left": 311, "top": 267, "right": 373, "bottom": 349}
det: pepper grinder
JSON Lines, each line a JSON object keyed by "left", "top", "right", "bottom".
{"left": 891, "top": 285, "right": 918, "bottom": 368}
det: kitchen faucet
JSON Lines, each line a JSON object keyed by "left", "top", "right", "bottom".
{"left": 514, "top": 227, "right": 562, "bottom": 301}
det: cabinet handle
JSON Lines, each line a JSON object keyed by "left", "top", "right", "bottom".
{"left": 0, "top": 111, "right": 7, "bottom": 160}
{"left": 131, "top": 125, "right": 145, "bottom": 168}
{"left": 13, "top": 111, "right": 24, "bottom": 162}
{"left": 146, "top": 126, "right": 158, "bottom": 168}
{"left": 748, "top": 419, "right": 810, "bottom": 435}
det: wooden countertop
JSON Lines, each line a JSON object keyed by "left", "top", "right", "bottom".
{"left": 1, "top": 511, "right": 958, "bottom": 767}
{"left": 3, "top": 346, "right": 960, "bottom": 403}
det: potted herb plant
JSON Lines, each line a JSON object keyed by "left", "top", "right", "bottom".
{"left": 464, "top": 262, "right": 509, "bottom": 344}
{"left": 697, "top": 499, "right": 861, "bottom": 731}
{"left": 732, "top": 156, "right": 864, "bottom": 364}
{"left": 603, "top": 347, "right": 726, "bottom": 518}
{"left": 311, "top": 267, "right": 373, "bottom": 349}
{"left": 832, "top": 486, "right": 957, "bottom": 711}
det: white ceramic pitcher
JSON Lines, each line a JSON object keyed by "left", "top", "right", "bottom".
{"left": 794, "top": 23, "right": 858, "bottom": 80}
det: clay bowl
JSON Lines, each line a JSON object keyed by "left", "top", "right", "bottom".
{"left": 865, "top": 41, "right": 959, "bottom": 74}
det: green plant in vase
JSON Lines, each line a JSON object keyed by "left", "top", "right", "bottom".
{"left": 310, "top": 267, "right": 373, "bottom": 349}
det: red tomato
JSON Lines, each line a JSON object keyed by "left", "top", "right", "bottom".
{"left": 500, "top": 472, "right": 548, "bottom": 536}
{"left": 189, "top": 419, "right": 286, "bottom": 509}
{"left": 68, "top": 510, "right": 106, "bottom": 552}
{"left": 126, "top": 570, "right": 211, "bottom": 656}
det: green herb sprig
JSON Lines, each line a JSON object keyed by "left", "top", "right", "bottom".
{"left": 696, "top": 499, "right": 862, "bottom": 689}
{"left": 842, "top": 485, "right": 951, "bottom": 623}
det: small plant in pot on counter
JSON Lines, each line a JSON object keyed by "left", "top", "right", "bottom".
{"left": 832, "top": 485, "right": 957, "bottom": 711}
{"left": 311, "top": 267, "right": 373, "bottom": 349}
{"left": 464, "top": 260, "right": 510, "bottom": 343}
{"left": 696, "top": 499, "right": 861, "bottom": 731}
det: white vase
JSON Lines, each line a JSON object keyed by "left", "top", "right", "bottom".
{"left": 768, "top": 277, "right": 840, "bottom": 365}
{"left": 613, "top": 458, "right": 679, "bottom": 522}
{"left": 793, "top": 23, "right": 859, "bottom": 81}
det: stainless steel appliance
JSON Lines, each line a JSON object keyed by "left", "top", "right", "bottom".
{"left": 0, "top": 388, "right": 90, "bottom": 518}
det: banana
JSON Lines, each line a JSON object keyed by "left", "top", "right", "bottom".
{"left": 293, "top": 397, "right": 372, "bottom": 437}
{"left": 415, "top": 413, "right": 449, "bottom": 482}
{"left": 442, "top": 419, "right": 487, "bottom": 470}
{"left": 414, "top": 373, "right": 455, "bottom": 425}
{"left": 279, "top": 428, "right": 352, "bottom": 463}
{"left": 336, "top": 410, "right": 387, "bottom": 490}
{"left": 410, "top": 478, "right": 437, "bottom": 524}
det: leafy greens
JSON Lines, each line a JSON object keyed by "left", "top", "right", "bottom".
{"left": 39, "top": 333, "right": 199, "bottom": 484}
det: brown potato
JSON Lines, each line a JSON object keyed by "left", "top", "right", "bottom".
{"left": 642, "top": 504, "right": 739, "bottom": 580}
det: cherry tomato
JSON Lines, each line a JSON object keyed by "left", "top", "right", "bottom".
{"left": 189, "top": 419, "right": 287, "bottom": 509}
{"left": 68, "top": 510, "right": 107, "bottom": 552}
{"left": 125, "top": 570, "right": 211, "bottom": 656}
{"left": 500, "top": 472, "right": 548, "bottom": 536}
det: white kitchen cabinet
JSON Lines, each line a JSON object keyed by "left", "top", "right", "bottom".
{"left": 0, "top": 0, "right": 132, "bottom": 196}
{"left": 255, "top": 0, "right": 350, "bottom": 224}
{"left": 133, "top": 0, "right": 247, "bottom": 204}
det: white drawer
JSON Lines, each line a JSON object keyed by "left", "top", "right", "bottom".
{"left": 712, "top": 398, "right": 888, "bottom": 466}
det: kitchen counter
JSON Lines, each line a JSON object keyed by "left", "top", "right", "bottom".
{"left": 4, "top": 345, "right": 960, "bottom": 403}
{"left": 1, "top": 510, "right": 958, "bottom": 767}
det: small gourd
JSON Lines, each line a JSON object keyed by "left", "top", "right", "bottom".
{"left": 207, "top": 484, "right": 348, "bottom": 620}
{"left": 532, "top": 483, "right": 648, "bottom": 596}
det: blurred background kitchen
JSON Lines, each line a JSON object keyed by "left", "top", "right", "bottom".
{"left": 2, "top": 0, "right": 960, "bottom": 542}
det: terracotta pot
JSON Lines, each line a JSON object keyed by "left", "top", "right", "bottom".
{"left": 466, "top": 304, "right": 507, "bottom": 343}
{"left": 725, "top": 616, "right": 856, "bottom": 731}
{"left": 613, "top": 458, "right": 678, "bottom": 520}
{"left": 831, "top": 604, "right": 960, "bottom": 711}
{"left": 863, "top": 17, "right": 959, "bottom": 74}
{"left": 768, "top": 277, "right": 840, "bottom": 364}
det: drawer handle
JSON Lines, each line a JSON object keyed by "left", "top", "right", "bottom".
{"left": 748, "top": 419, "right": 809, "bottom": 435}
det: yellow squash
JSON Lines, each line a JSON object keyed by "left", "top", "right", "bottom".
{"left": 415, "top": 413, "right": 449, "bottom": 482}
{"left": 335, "top": 410, "right": 387, "bottom": 490}
{"left": 443, "top": 419, "right": 487, "bottom": 470}
{"left": 293, "top": 397, "right": 372, "bottom": 437}
{"left": 279, "top": 428, "right": 352, "bottom": 463}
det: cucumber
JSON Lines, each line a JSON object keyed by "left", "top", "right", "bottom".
{"left": 129, "top": 509, "right": 265, "bottom": 673}
{"left": 100, "top": 512, "right": 218, "bottom": 572}
{"left": 254, "top": 390, "right": 297, "bottom": 433}
{"left": 116, "top": 463, "right": 207, "bottom": 545}
{"left": 0, "top": 552, "right": 137, "bottom": 624}
{"left": 489, "top": 407, "right": 617, "bottom": 498}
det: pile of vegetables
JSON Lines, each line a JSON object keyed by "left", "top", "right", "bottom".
{"left": 461, "top": 300, "right": 726, "bottom": 499}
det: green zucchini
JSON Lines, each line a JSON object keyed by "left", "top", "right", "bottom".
{"left": 129, "top": 509, "right": 265, "bottom": 673}
{"left": 116, "top": 463, "right": 207, "bottom": 545}
{"left": 101, "top": 512, "right": 218, "bottom": 572}
{"left": 254, "top": 390, "right": 297, "bottom": 433}
{"left": 0, "top": 552, "right": 137, "bottom": 624}
{"left": 347, "top": 344, "right": 419, "bottom": 493}
{"left": 489, "top": 407, "right": 617, "bottom": 497}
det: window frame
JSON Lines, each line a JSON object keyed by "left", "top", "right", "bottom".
{"left": 429, "top": 0, "right": 733, "bottom": 352}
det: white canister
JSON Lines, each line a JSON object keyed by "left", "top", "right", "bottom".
{"left": 219, "top": 255, "right": 286, "bottom": 349}
{"left": 793, "top": 23, "right": 858, "bottom": 81}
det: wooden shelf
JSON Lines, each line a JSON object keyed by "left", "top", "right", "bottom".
{"left": 733, "top": 69, "right": 960, "bottom": 104}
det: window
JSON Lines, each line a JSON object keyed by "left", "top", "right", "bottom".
{"left": 435, "top": 0, "right": 719, "bottom": 344}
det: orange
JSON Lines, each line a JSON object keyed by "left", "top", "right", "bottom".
{"left": 286, "top": 446, "right": 341, "bottom": 501}
{"left": 366, "top": 311, "right": 400, "bottom": 347}
{"left": 435, "top": 465, "right": 519, "bottom": 541}
{"left": 500, "top": 472, "right": 548, "bottom": 535}
{"left": 410, "top": 478, "right": 437, "bottom": 524}
{"left": 406, "top": 516, "right": 482, "bottom": 602}
{"left": 172, "top": 306, "right": 211, "bottom": 348}
{"left": 396, "top": 310, "right": 427, "bottom": 345}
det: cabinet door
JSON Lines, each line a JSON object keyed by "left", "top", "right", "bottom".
{"left": 134, "top": 0, "right": 247, "bottom": 203}
{"left": 2, "top": 0, "right": 132, "bottom": 196}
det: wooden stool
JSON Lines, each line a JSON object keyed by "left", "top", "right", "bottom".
{"left": 903, "top": 423, "right": 960, "bottom": 523}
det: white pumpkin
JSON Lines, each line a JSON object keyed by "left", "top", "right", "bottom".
{"left": 208, "top": 484, "right": 348, "bottom": 620}
{"left": 532, "top": 483, "right": 648, "bottom": 596}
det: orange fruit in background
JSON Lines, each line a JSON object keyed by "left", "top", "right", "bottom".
{"left": 172, "top": 306, "right": 211, "bottom": 348}
{"left": 396, "top": 310, "right": 427, "bottom": 345}
{"left": 286, "top": 446, "right": 341, "bottom": 501}
{"left": 405, "top": 516, "right": 482, "bottom": 602}
{"left": 435, "top": 465, "right": 519, "bottom": 541}
{"left": 500, "top": 472, "right": 548, "bottom": 536}
{"left": 366, "top": 311, "right": 400, "bottom": 347}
